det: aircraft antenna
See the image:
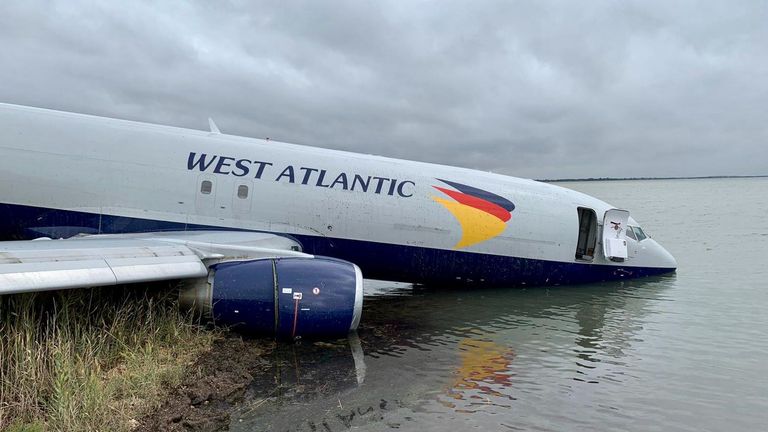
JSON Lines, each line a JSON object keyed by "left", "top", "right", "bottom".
{"left": 208, "top": 118, "right": 221, "bottom": 134}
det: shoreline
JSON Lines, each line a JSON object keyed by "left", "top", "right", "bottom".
{"left": 138, "top": 334, "right": 275, "bottom": 431}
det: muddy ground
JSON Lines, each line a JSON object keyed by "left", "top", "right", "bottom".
{"left": 138, "top": 334, "right": 276, "bottom": 432}
{"left": 136, "top": 301, "right": 416, "bottom": 432}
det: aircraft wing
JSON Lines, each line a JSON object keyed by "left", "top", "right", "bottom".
{"left": 0, "top": 230, "right": 308, "bottom": 295}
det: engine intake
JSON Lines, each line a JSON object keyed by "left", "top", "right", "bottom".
{"left": 180, "top": 256, "right": 363, "bottom": 339}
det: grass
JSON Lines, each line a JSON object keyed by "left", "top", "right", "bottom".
{"left": 0, "top": 284, "right": 217, "bottom": 431}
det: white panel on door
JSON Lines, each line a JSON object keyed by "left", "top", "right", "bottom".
{"left": 602, "top": 209, "right": 630, "bottom": 262}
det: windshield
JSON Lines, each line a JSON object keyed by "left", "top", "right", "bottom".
{"left": 630, "top": 226, "right": 648, "bottom": 241}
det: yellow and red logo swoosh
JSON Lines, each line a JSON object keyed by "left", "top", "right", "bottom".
{"left": 432, "top": 179, "right": 515, "bottom": 249}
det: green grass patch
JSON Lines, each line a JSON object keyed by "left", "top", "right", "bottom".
{"left": 0, "top": 284, "right": 216, "bottom": 431}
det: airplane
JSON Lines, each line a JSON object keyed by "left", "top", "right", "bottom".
{"left": 0, "top": 103, "right": 676, "bottom": 339}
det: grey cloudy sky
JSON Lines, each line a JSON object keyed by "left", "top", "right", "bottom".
{"left": 0, "top": 1, "right": 766, "bottom": 178}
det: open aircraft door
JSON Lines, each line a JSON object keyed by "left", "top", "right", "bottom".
{"left": 602, "top": 209, "right": 630, "bottom": 262}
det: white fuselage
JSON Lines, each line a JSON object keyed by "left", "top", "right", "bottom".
{"left": 0, "top": 103, "right": 676, "bottom": 286}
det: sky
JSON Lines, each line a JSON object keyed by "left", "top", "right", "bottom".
{"left": 0, "top": 1, "right": 766, "bottom": 179}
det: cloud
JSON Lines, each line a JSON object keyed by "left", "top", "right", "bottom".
{"left": 0, "top": 0, "right": 766, "bottom": 178}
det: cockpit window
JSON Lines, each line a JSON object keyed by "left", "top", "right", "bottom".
{"left": 625, "top": 226, "right": 637, "bottom": 241}
{"left": 632, "top": 226, "right": 648, "bottom": 241}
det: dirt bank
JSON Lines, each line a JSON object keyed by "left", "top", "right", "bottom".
{"left": 138, "top": 334, "right": 275, "bottom": 432}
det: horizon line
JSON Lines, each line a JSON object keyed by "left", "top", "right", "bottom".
{"left": 539, "top": 174, "right": 768, "bottom": 182}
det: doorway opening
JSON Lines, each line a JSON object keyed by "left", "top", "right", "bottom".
{"left": 575, "top": 207, "right": 598, "bottom": 261}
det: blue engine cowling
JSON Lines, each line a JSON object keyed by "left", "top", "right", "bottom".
{"left": 180, "top": 256, "right": 363, "bottom": 339}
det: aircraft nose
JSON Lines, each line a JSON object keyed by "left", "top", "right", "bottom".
{"left": 651, "top": 239, "right": 677, "bottom": 271}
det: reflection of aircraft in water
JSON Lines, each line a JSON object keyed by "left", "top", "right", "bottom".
{"left": 361, "top": 277, "right": 672, "bottom": 354}
{"left": 444, "top": 338, "right": 516, "bottom": 407}
{"left": 362, "top": 278, "right": 672, "bottom": 407}
{"left": 232, "top": 277, "right": 673, "bottom": 429}
{"left": 233, "top": 334, "right": 369, "bottom": 430}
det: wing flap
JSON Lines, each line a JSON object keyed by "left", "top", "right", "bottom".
{"left": 107, "top": 255, "right": 208, "bottom": 284}
{"left": 0, "top": 238, "right": 207, "bottom": 294}
{"left": 0, "top": 260, "right": 117, "bottom": 294}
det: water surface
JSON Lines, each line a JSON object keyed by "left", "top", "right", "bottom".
{"left": 233, "top": 178, "right": 768, "bottom": 431}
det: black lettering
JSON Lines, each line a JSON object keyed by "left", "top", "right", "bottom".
{"left": 397, "top": 180, "right": 415, "bottom": 197}
{"left": 372, "top": 176, "right": 389, "bottom": 194}
{"left": 330, "top": 173, "right": 348, "bottom": 190}
{"left": 275, "top": 165, "right": 295, "bottom": 183}
{"left": 213, "top": 156, "right": 235, "bottom": 174}
{"left": 387, "top": 178, "right": 398, "bottom": 196}
{"left": 316, "top": 170, "right": 331, "bottom": 187}
{"left": 299, "top": 167, "right": 319, "bottom": 185}
{"left": 252, "top": 161, "right": 273, "bottom": 179}
{"left": 187, "top": 152, "right": 217, "bottom": 171}
{"left": 233, "top": 159, "right": 251, "bottom": 177}
{"left": 351, "top": 175, "right": 370, "bottom": 192}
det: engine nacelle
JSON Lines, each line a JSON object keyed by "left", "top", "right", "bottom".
{"left": 180, "top": 256, "right": 363, "bottom": 339}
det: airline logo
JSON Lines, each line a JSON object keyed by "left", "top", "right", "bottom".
{"left": 187, "top": 152, "right": 415, "bottom": 198}
{"left": 432, "top": 179, "right": 515, "bottom": 249}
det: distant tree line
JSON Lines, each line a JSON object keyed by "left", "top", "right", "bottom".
{"left": 538, "top": 175, "right": 768, "bottom": 183}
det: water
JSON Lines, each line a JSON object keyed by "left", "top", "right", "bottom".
{"left": 232, "top": 178, "right": 768, "bottom": 431}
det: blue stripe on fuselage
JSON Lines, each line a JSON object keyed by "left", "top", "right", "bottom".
{"left": 0, "top": 203, "right": 673, "bottom": 287}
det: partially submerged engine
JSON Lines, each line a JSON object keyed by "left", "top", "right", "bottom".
{"left": 180, "top": 256, "right": 363, "bottom": 339}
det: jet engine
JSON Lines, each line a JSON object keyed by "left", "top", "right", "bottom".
{"left": 180, "top": 256, "right": 363, "bottom": 339}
